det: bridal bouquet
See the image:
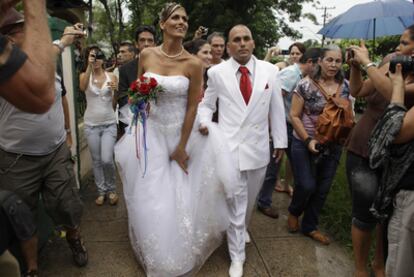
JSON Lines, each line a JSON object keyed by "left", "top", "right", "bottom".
{"left": 128, "top": 75, "right": 163, "bottom": 125}
{"left": 128, "top": 75, "right": 163, "bottom": 176}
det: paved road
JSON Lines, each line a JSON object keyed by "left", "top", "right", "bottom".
{"left": 39, "top": 177, "right": 353, "bottom": 277}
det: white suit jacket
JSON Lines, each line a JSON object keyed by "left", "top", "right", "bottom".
{"left": 198, "top": 56, "right": 287, "bottom": 171}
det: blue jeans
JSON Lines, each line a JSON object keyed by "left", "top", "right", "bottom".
{"left": 288, "top": 136, "right": 342, "bottom": 234}
{"left": 257, "top": 123, "right": 294, "bottom": 208}
{"left": 84, "top": 123, "right": 117, "bottom": 196}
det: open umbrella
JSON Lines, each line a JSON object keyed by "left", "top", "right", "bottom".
{"left": 317, "top": 0, "right": 414, "bottom": 45}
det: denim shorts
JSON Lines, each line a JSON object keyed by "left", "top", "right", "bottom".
{"left": 346, "top": 151, "right": 380, "bottom": 230}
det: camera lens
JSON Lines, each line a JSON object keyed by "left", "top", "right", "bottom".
{"left": 389, "top": 55, "right": 414, "bottom": 74}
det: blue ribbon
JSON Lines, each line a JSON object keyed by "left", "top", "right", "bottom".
{"left": 129, "top": 100, "right": 149, "bottom": 177}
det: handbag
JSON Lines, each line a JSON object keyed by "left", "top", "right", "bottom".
{"left": 312, "top": 80, "right": 355, "bottom": 145}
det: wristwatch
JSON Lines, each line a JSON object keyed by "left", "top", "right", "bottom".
{"left": 53, "top": 39, "right": 65, "bottom": 53}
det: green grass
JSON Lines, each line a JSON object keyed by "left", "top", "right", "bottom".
{"left": 319, "top": 152, "right": 353, "bottom": 250}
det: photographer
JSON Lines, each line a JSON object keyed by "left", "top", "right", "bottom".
{"left": 288, "top": 45, "right": 350, "bottom": 245}
{"left": 264, "top": 42, "right": 306, "bottom": 70}
{"left": 79, "top": 46, "right": 119, "bottom": 206}
{"left": 346, "top": 25, "right": 414, "bottom": 277}
{"left": 0, "top": 12, "right": 88, "bottom": 269}
{"left": 368, "top": 63, "right": 414, "bottom": 277}
{"left": 0, "top": 1, "right": 55, "bottom": 114}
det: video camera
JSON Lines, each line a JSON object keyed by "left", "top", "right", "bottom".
{"left": 389, "top": 55, "right": 414, "bottom": 74}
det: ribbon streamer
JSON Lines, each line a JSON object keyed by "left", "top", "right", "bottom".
{"left": 129, "top": 100, "right": 149, "bottom": 177}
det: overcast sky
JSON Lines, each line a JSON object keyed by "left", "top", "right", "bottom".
{"left": 278, "top": 0, "right": 374, "bottom": 48}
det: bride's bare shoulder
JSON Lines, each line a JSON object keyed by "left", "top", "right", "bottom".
{"left": 140, "top": 47, "right": 159, "bottom": 60}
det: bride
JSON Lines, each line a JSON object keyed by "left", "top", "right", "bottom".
{"left": 115, "top": 3, "right": 240, "bottom": 276}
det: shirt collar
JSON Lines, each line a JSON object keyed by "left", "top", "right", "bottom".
{"left": 230, "top": 56, "right": 255, "bottom": 75}
{"left": 293, "top": 63, "right": 302, "bottom": 78}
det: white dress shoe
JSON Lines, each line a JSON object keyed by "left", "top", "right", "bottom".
{"left": 245, "top": 231, "right": 251, "bottom": 244}
{"left": 229, "top": 261, "right": 244, "bottom": 277}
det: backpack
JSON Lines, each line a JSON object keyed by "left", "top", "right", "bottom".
{"left": 312, "top": 80, "right": 355, "bottom": 145}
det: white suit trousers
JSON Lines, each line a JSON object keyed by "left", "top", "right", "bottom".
{"left": 227, "top": 166, "right": 267, "bottom": 262}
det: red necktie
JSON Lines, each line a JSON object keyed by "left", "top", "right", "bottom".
{"left": 239, "top": 66, "right": 252, "bottom": 104}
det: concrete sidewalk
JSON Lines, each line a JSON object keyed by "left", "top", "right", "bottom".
{"left": 39, "top": 177, "right": 353, "bottom": 277}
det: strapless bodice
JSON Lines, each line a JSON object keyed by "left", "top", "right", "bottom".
{"left": 144, "top": 72, "right": 190, "bottom": 134}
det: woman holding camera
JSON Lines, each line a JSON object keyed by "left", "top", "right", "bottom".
{"left": 346, "top": 25, "right": 414, "bottom": 277}
{"left": 369, "top": 61, "right": 414, "bottom": 277}
{"left": 79, "top": 46, "right": 119, "bottom": 206}
{"left": 288, "top": 46, "right": 349, "bottom": 244}
{"left": 265, "top": 42, "right": 306, "bottom": 70}
{"left": 368, "top": 63, "right": 414, "bottom": 277}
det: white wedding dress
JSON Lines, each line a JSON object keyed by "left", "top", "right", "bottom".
{"left": 115, "top": 73, "right": 240, "bottom": 276}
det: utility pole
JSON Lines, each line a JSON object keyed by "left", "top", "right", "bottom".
{"left": 317, "top": 6, "right": 335, "bottom": 47}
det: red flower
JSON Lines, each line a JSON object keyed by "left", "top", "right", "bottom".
{"left": 130, "top": 80, "right": 138, "bottom": 92}
{"left": 139, "top": 75, "right": 147, "bottom": 83}
{"left": 139, "top": 83, "right": 150, "bottom": 95}
{"left": 149, "top": 77, "right": 158, "bottom": 89}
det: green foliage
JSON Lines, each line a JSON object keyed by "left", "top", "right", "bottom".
{"left": 91, "top": 0, "right": 314, "bottom": 57}
{"left": 337, "top": 35, "right": 400, "bottom": 62}
{"left": 302, "top": 39, "right": 321, "bottom": 49}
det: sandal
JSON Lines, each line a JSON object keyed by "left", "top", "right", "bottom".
{"left": 95, "top": 195, "right": 105, "bottom": 206}
{"left": 275, "top": 184, "right": 294, "bottom": 197}
{"left": 287, "top": 213, "right": 299, "bottom": 233}
{"left": 306, "top": 230, "right": 330, "bottom": 245}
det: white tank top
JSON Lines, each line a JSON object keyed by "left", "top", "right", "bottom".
{"left": 84, "top": 72, "right": 116, "bottom": 126}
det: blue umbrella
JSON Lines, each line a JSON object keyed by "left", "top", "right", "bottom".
{"left": 318, "top": 0, "right": 414, "bottom": 40}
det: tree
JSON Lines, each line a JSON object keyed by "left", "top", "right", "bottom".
{"left": 88, "top": 0, "right": 129, "bottom": 53}
{"left": 91, "top": 0, "right": 314, "bottom": 57}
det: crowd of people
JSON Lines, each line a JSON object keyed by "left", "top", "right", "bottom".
{"left": 1, "top": 1, "right": 414, "bottom": 277}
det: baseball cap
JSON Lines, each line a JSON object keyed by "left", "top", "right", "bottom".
{"left": 0, "top": 8, "right": 24, "bottom": 34}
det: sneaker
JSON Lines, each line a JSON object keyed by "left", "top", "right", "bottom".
{"left": 108, "top": 192, "right": 119, "bottom": 205}
{"left": 95, "top": 195, "right": 105, "bottom": 206}
{"left": 66, "top": 236, "right": 88, "bottom": 267}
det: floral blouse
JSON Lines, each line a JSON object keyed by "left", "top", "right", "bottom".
{"left": 293, "top": 77, "right": 350, "bottom": 138}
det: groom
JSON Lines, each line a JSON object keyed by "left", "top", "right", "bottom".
{"left": 198, "top": 25, "right": 287, "bottom": 277}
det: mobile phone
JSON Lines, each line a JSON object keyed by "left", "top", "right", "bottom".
{"left": 280, "top": 49, "right": 289, "bottom": 55}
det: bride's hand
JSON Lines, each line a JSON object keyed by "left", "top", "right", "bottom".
{"left": 170, "top": 146, "right": 189, "bottom": 174}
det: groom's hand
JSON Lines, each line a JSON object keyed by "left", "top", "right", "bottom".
{"left": 199, "top": 124, "right": 209, "bottom": 136}
{"left": 272, "top": 149, "right": 284, "bottom": 163}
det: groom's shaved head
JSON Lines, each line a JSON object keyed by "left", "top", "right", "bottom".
{"left": 228, "top": 25, "right": 252, "bottom": 40}
{"left": 227, "top": 24, "right": 255, "bottom": 65}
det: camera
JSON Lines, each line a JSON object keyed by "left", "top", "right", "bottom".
{"left": 74, "top": 23, "right": 88, "bottom": 39}
{"left": 280, "top": 49, "right": 289, "bottom": 55}
{"left": 315, "top": 143, "right": 326, "bottom": 153}
{"left": 346, "top": 48, "right": 354, "bottom": 60}
{"left": 389, "top": 55, "right": 414, "bottom": 74}
{"left": 95, "top": 51, "right": 105, "bottom": 60}
{"left": 199, "top": 26, "right": 208, "bottom": 35}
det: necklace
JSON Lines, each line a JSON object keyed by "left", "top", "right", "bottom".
{"left": 159, "top": 44, "right": 184, "bottom": 59}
